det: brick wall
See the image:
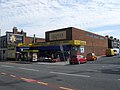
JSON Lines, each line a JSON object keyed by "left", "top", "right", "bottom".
{"left": 45, "top": 27, "right": 108, "bottom": 56}
{"left": 25, "top": 37, "right": 45, "bottom": 44}
{"left": 72, "top": 27, "right": 108, "bottom": 56}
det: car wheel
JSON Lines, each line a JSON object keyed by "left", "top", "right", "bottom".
{"left": 70, "top": 62, "right": 73, "bottom": 65}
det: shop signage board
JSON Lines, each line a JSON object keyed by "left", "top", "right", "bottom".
{"left": 18, "top": 40, "right": 86, "bottom": 47}
{"left": 32, "top": 40, "right": 86, "bottom": 47}
{"left": 7, "top": 33, "right": 23, "bottom": 45}
{"left": 49, "top": 31, "right": 66, "bottom": 41}
{"left": 80, "top": 46, "right": 85, "bottom": 53}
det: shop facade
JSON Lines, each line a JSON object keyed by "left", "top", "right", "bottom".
{"left": 0, "top": 27, "right": 45, "bottom": 60}
{"left": 46, "top": 27, "right": 108, "bottom": 56}
{"left": 16, "top": 27, "right": 108, "bottom": 62}
{"left": 17, "top": 40, "right": 86, "bottom": 61}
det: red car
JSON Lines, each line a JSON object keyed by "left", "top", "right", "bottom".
{"left": 69, "top": 55, "right": 87, "bottom": 64}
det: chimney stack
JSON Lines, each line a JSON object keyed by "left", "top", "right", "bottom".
{"left": 13, "top": 27, "right": 18, "bottom": 34}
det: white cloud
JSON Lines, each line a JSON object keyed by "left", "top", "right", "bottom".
{"left": 93, "top": 29, "right": 120, "bottom": 39}
{"left": 0, "top": 0, "right": 120, "bottom": 39}
{"left": 93, "top": 30, "right": 116, "bottom": 36}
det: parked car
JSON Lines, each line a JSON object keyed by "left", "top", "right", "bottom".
{"left": 86, "top": 53, "right": 97, "bottom": 61}
{"left": 52, "top": 58, "right": 60, "bottom": 62}
{"left": 105, "top": 48, "right": 115, "bottom": 56}
{"left": 69, "top": 55, "right": 87, "bottom": 64}
{"left": 113, "top": 48, "right": 119, "bottom": 55}
{"left": 38, "top": 57, "right": 55, "bottom": 62}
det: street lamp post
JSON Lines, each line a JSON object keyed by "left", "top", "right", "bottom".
{"left": 0, "top": 29, "right": 1, "bottom": 59}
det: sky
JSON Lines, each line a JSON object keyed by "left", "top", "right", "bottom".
{"left": 0, "top": 0, "right": 120, "bottom": 39}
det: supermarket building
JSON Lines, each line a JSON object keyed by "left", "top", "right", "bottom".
{"left": 0, "top": 27, "right": 108, "bottom": 61}
{"left": 45, "top": 27, "right": 108, "bottom": 56}
{"left": 16, "top": 27, "right": 108, "bottom": 61}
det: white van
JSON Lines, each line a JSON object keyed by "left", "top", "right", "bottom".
{"left": 113, "top": 48, "right": 120, "bottom": 55}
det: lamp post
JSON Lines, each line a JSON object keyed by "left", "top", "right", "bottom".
{"left": 0, "top": 29, "right": 1, "bottom": 59}
{"left": 91, "top": 35, "right": 94, "bottom": 53}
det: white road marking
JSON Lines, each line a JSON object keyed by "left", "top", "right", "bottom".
{"left": 10, "top": 75, "right": 17, "bottom": 78}
{"left": 112, "top": 70, "right": 119, "bottom": 71}
{"left": 37, "top": 81, "right": 48, "bottom": 85}
{"left": 118, "top": 79, "right": 120, "bottom": 81}
{"left": 86, "top": 69, "right": 98, "bottom": 72}
{"left": 50, "top": 72, "right": 90, "bottom": 78}
{"left": 59, "top": 87, "right": 73, "bottom": 90}
{"left": 1, "top": 72, "right": 6, "bottom": 75}
{"left": 19, "top": 67, "right": 39, "bottom": 72}
{"left": 1, "top": 65, "right": 14, "bottom": 68}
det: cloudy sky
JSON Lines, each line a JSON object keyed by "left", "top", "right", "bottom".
{"left": 0, "top": 0, "right": 120, "bottom": 39}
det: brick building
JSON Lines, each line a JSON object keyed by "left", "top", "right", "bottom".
{"left": 0, "top": 27, "right": 45, "bottom": 60}
{"left": 46, "top": 27, "right": 108, "bottom": 56}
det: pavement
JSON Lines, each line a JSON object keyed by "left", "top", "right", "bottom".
{"left": 37, "top": 55, "right": 105, "bottom": 65}
{"left": 0, "top": 55, "right": 105, "bottom": 66}
{"left": 37, "top": 61, "right": 69, "bottom": 65}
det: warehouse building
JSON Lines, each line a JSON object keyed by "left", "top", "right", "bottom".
{"left": 45, "top": 27, "right": 108, "bottom": 56}
{"left": 17, "top": 27, "right": 108, "bottom": 62}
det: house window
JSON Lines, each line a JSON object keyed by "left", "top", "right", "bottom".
{"left": 86, "top": 34, "right": 90, "bottom": 36}
{"left": 94, "top": 35, "right": 99, "bottom": 38}
{"left": 100, "top": 37, "right": 104, "bottom": 40}
{"left": 90, "top": 34, "right": 93, "bottom": 37}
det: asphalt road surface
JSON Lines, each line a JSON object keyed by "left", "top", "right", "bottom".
{"left": 0, "top": 56, "right": 120, "bottom": 90}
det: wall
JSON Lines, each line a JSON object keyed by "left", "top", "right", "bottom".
{"left": 45, "top": 27, "right": 108, "bottom": 56}
{"left": 25, "top": 37, "right": 45, "bottom": 44}
{"left": 0, "top": 36, "right": 7, "bottom": 48}
{"left": 6, "top": 50, "right": 16, "bottom": 60}
{"left": 45, "top": 27, "right": 72, "bottom": 42}
{"left": 72, "top": 27, "right": 108, "bottom": 56}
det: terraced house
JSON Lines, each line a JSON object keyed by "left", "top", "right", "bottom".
{"left": 0, "top": 27, "right": 45, "bottom": 60}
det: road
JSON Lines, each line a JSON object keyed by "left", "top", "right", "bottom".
{"left": 0, "top": 56, "right": 120, "bottom": 90}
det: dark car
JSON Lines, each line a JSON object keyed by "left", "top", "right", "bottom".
{"left": 69, "top": 55, "right": 87, "bottom": 65}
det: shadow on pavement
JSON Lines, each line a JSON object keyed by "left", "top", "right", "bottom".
{"left": 100, "top": 68, "right": 120, "bottom": 75}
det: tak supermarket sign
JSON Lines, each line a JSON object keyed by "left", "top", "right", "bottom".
{"left": 7, "top": 33, "right": 23, "bottom": 44}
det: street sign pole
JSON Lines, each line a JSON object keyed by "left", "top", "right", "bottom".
{"left": 60, "top": 44, "right": 66, "bottom": 61}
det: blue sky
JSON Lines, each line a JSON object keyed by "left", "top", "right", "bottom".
{"left": 0, "top": 0, "right": 120, "bottom": 39}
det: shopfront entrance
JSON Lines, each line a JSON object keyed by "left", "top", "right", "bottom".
{"left": 17, "top": 40, "right": 86, "bottom": 62}
{"left": 16, "top": 50, "right": 39, "bottom": 62}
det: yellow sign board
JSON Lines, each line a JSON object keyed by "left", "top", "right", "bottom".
{"left": 17, "top": 43, "right": 32, "bottom": 47}
{"left": 32, "top": 40, "right": 86, "bottom": 47}
{"left": 17, "top": 40, "right": 86, "bottom": 47}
